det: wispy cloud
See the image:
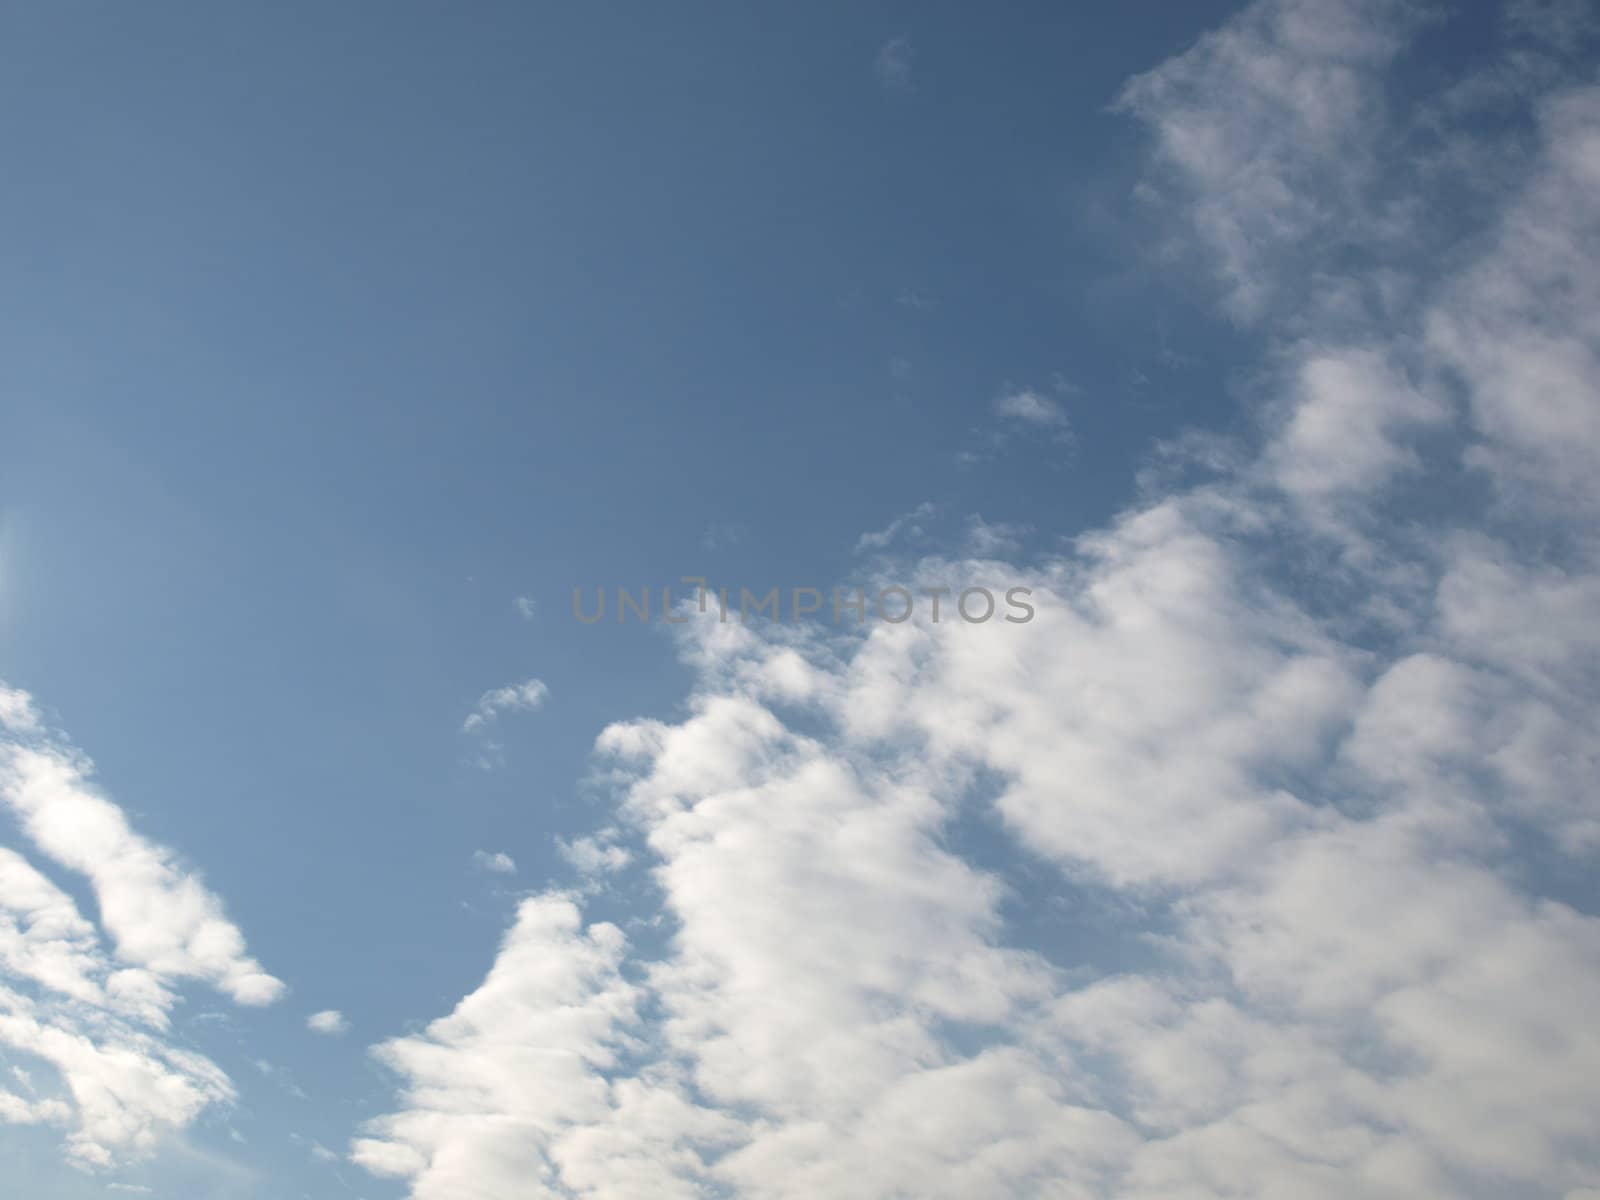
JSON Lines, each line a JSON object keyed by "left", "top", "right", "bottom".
{"left": 873, "top": 37, "right": 915, "bottom": 94}
{"left": 1116, "top": 0, "right": 1425, "bottom": 321}
{"left": 993, "top": 387, "right": 1070, "bottom": 430}
{"left": 959, "top": 384, "right": 1076, "bottom": 467}
{"left": 701, "top": 521, "right": 746, "bottom": 551}
{"left": 471, "top": 850, "right": 516, "bottom": 875}
{"left": 461, "top": 679, "right": 548, "bottom": 736}
{"left": 854, "top": 501, "right": 936, "bottom": 554}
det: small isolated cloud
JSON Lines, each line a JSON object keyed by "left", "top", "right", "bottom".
{"left": 473, "top": 850, "right": 517, "bottom": 875}
{"left": 306, "top": 1010, "right": 349, "bottom": 1037}
{"left": 461, "top": 679, "right": 548, "bottom": 736}
{"left": 895, "top": 287, "right": 935, "bottom": 311}
{"left": 994, "top": 387, "right": 1071, "bottom": 430}
{"left": 874, "top": 37, "right": 914, "bottom": 93}
{"left": 961, "top": 385, "right": 1076, "bottom": 467}
{"left": 513, "top": 595, "right": 536, "bottom": 621}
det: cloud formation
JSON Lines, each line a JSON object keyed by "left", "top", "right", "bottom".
{"left": 307, "top": 1010, "right": 349, "bottom": 1036}
{"left": 0, "top": 684, "right": 280, "bottom": 1169}
{"left": 993, "top": 387, "right": 1072, "bottom": 430}
{"left": 854, "top": 502, "right": 936, "bottom": 554}
{"left": 1116, "top": 0, "right": 1424, "bottom": 321}
{"left": 472, "top": 850, "right": 517, "bottom": 875}
{"left": 354, "top": 3, "right": 1600, "bottom": 1197}
{"left": 461, "top": 679, "right": 549, "bottom": 736}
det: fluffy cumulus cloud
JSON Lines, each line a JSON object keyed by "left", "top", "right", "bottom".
{"left": 354, "top": 2, "right": 1600, "bottom": 1197}
{"left": 307, "top": 1009, "right": 350, "bottom": 1036}
{"left": 0, "top": 685, "right": 281, "bottom": 1169}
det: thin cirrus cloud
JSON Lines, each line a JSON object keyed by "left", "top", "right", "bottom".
{"left": 0, "top": 684, "right": 281, "bottom": 1169}
{"left": 350, "top": 1, "right": 1600, "bottom": 1197}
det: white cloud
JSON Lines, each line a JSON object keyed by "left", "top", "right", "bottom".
{"left": 993, "top": 387, "right": 1070, "bottom": 429}
{"left": 351, "top": 896, "right": 670, "bottom": 1195}
{"left": 514, "top": 595, "right": 537, "bottom": 620}
{"left": 1427, "top": 86, "right": 1600, "bottom": 514}
{"left": 306, "top": 1009, "right": 349, "bottom": 1036}
{"left": 0, "top": 741, "right": 283, "bottom": 1008}
{"left": 356, "top": 8, "right": 1600, "bottom": 1199}
{"left": 1117, "top": 0, "right": 1424, "bottom": 321}
{"left": 963, "top": 514, "right": 1026, "bottom": 557}
{"left": 0, "top": 685, "right": 42, "bottom": 734}
{"left": 0, "top": 685, "right": 278, "bottom": 1169}
{"left": 961, "top": 386, "right": 1075, "bottom": 467}
{"left": 0, "top": 845, "right": 117, "bottom": 1012}
{"left": 461, "top": 678, "right": 549, "bottom": 736}
{"left": 1263, "top": 348, "right": 1448, "bottom": 504}
{"left": 854, "top": 502, "right": 935, "bottom": 554}
{"left": 471, "top": 850, "right": 517, "bottom": 875}
{"left": 557, "top": 836, "right": 629, "bottom": 877}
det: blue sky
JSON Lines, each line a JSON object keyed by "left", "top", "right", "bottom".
{"left": 3, "top": 2, "right": 1600, "bottom": 1198}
